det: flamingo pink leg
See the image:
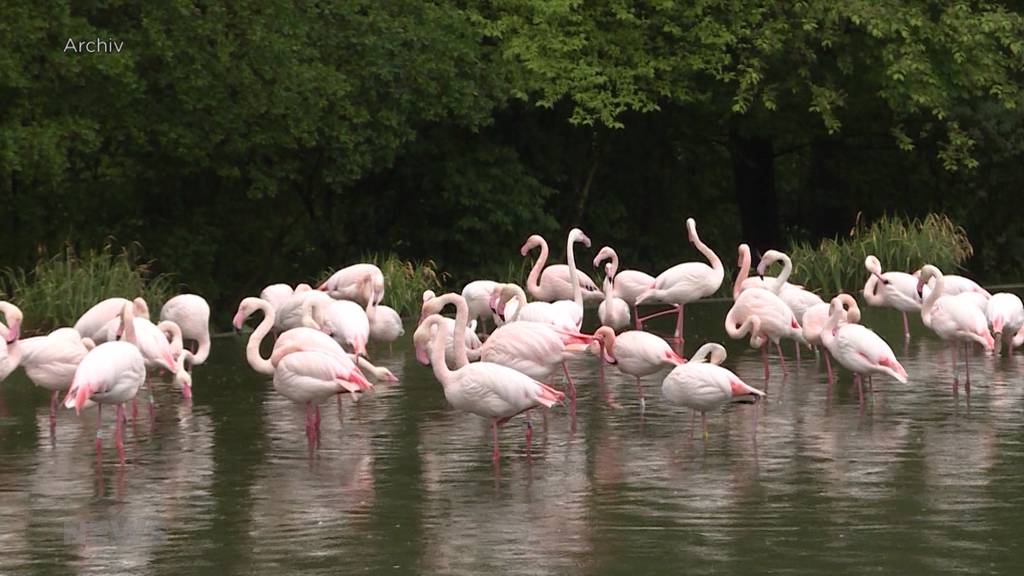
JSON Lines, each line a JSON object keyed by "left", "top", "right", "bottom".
{"left": 632, "top": 304, "right": 641, "bottom": 330}
{"left": 49, "top": 390, "right": 59, "bottom": 424}
{"left": 775, "top": 342, "right": 788, "bottom": 375}
{"left": 823, "top": 349, "right": 834, "bottom": 387}
{"left": 114, "top": 404, "right": 125, "bottom": 463}
{"left": 131, "top": 398, "right": 138, "bottom": 421}
{"left": 950, "top": 343, "right": 959, "bottom": 394}
{"left": 635, "top": 376, "right": 646, "bottom": 411}
{"left": 964, "top": 342, "right": 971, "bottom": 395}
{"left": 638, "top": 306, "right": 678, "bottom": 324}
{"left": 674, "top": 305, "right": 685, "bottom": 343}
{"left": 524, "top": 413, "right": 533, "bottom": 455}
{"left": 95, "top": 404, "right": 103, "bottom": 458}
{"left": 902, "top": 312, "right": 910, "bottom": 339}
{"left": 761, "top": 342, "right": 770, "bottom": 380}
{"left": 562, "top": 361, "right": 577, "bottom": 413}
{"left": 854, "top": 374, "right": 864, "bottom": 408}
{"left": 794, "top": 341, "right": 801, "bottom": 363}
{"left": 491, "top": 420, "right": 500, "bottom": 463}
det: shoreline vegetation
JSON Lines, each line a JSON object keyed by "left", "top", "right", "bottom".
{"left": 0, "top": 214, "right": 988, "bottom": 334}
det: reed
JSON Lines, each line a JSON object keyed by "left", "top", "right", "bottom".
{"left": 0, "top": 243, "right": 174, "bottom": 334}
{"left": 787, "top": 213, "right": 974, "bottom": 294}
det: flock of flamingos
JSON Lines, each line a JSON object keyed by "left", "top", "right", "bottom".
{"left": 0, "top": 219, "right": 1021, "bottom": 463}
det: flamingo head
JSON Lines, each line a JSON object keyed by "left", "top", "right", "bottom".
{"left": 568, "top": 228, "right": 591, "bottom": 248}
{"left": 520, "top": 235, "right": 543, "bottom": 256}
{"left": 915, "top": 277, "right": 926, "bottom": 298}
{"left": 980, "top": 329, "right": 996, "bottom": 351}
{"left": 232, "top": 298, "right": 260, "bottom": 330}
{"left": 175, "top": 368, "right": 193, "bottom": 399}
{"left": 4, "top": 319, "right": 20, "bottom": 344}
{"left": 592, "top": 326, "right": 617, "bottom": 364}
{"left": 592, "top": 246, "right": 614, "bottom": 268}
{"left": 67, "top": 382, "right": 91, "bottom": 415}
{"left": 864, "top": 255, "right": 882, "bottom": 276}
{"left": 991, "top": 316, "right": 1005, "bottom": 336}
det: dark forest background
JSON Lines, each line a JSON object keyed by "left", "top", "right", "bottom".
{"left": 2, "top": 1, "right": 1023, "bottom": 316}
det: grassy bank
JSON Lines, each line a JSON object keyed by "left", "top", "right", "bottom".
{"left": 0, "top": 244, "right": 174, "bottom": 334}
{"left": 787, "top": 213, "right": 973, "bottom": 294}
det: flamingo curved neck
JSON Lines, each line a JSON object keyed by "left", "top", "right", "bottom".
{"left": 427, "top": 294, "right": 470, "bottom": 368}
{"left": 567, "top": 234, "right": 583, "bottom": 311}
{"left": 120, "top": 302, "right": 137, "bottom": 344}
{"left": 245, "top": 301, "right": 276, "bottom": 375}
{"left": 426, "top": 316, "right": 454, "bottom": 385}
{"left": 919, "top": 268, "right": 943, "bottom": 325}
{"left": 193, "top": 334, "right": 211, "bottom": 364}
{"left": 504, "top": 284, "right": 528, "bottom": 322}
{"left": 525, "top": 237, "right": 549, "bottom": 298}
{"left": 733, "top": 246, "right": 751, "bottom": 299}
{"left": 770, "top": 254, "right": 793, "bottom": 293}
{"left": 692, "top": 230, "right": 723, "bottom": 275}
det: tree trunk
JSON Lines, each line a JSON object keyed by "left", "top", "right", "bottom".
{"left": 729, "top": 130, "right": 778, "bottom": 255}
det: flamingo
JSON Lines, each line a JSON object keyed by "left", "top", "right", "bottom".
{"left": 593, "top": 246, "right": 655, "bottom": 330}
{"left": 636, "top": 218, "right": 724, "bottom": 344}
{"left": 172, "top": 350, "right": 195, "bottom": 399}
{"left": 73, "top": 297, "right": 150, "bottom": 343}
{"left": 421, "top": 313, "right": 565, "bottom": 463}
{"left": 160, "top": 294, "right": 211, "bottom": 364}
{"left": 369, "top": 304, "right": 404, "bottom": 350}
{"left": 461, "top": 280, "right": 502, "bottom": 334}
{"left": 492, "top": 283, "right": 577, "bottom": 332}
{"left": 418, "top": 292, "right": 599, "bottom": 407}
{"left": 318, "top": 263, "right": 385, "bottom": 305}
{"left": 116, "top": 301, "right": 177, "bottom": 375}
{"left": 862, "top": 255, "right": 922, "bottom": 339}
{"left": 917, "top": 264, "right": 995, "bottom": 394}
{"left": 593, "top": 326, "right": 684, "bottom": 409}
{"left": 521, "top": 233, "right": 602, "bottom": 303}
{"left": 0, "top": 300, "right": 22, "bottom": 344}
{"left": 802, "top": 294, "right": 861, "bottom": 386}
{"left": 157, "top": 320, "right": 185, "bottom": 360}
{"left": 0, "top": 327, "right": 95, "bottom": 422}
{"left": 64, "top": 340, "right": 146, "bottom": 462}
{"left": 596, "top": 263, "right": 631, "bottom": 332}
{"left": 661, "top": 342, "right": 764, "bottom": 439}
{"left": 732, "top": 244, "right": 804, "bottom": 296}
{"left": 274, "top": 289, "right": 333, "bottom": 332}
{"left": 259, "top": 283, "right": 295, "bottom": 313}
{"left": 915, "top": 269, "right": 991, "bottom": 299}
{"left": 233, "top": 297, "right": 373, "bottom": 441}
{"left": 820, "top": 295, "right": 908, "bottom": 405}
{"left": 987, "top": 293, "right": 1024, "bottom": 355}
{"left": 724, "top": 255, "right": 806, "bottom": 379}
{"left": 321, "top": 275, "right": 375, "bottom": 356}
{"left": 756, "top": 250, "right": 824, "bottom": 322}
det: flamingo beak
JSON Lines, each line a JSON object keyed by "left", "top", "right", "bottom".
{"left": 5, "top": 321, "right": 19, "bottom": 343}
{"left": 72, "top": 384, "right": 90, "bottom": 415}
{"left": 915, "top": 279, "right": 925, "bottom": 298}
{"left": 232, "top": 311, "right": 245, "bottom": 331}
{"left": 415, "top": 346, "right": 429, "bottom": 366}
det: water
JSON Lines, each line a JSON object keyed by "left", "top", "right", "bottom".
{"left": 1, "top": 302, "right": 1023, "bottom": 575}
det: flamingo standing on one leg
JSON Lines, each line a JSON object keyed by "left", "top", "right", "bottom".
{"left": 661, "top": 343, "right": 764, "bottom": 440}
{"left": 985, "top": 292, "right": 1024, "bottom": 356}
{"left": 593, "top": 247, "right": 654, "bottom": 330}
{"left": 64, "top": 341, "right": 146, "bottom": 462}
{"left": 820, "top": 295, "right": 908, "bottom": 407}
{"left": 802, "top": 294, "right": 861, "bottom": 387}
{"left": 594, "top": 327, "right": 684, "bottom": 410}
{"left": 917, "top": 265, "right": 995, "bottom": 395}
{"left": 863, "top": 255, "right": 922, "bottom": 339}
{"left": 421, "top": 313, "right": 564, "bottom": 463}
{"left": 636, "top": 218, "right": 723, "bottom": 345}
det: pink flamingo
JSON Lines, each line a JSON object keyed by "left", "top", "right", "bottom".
{"left": 802, "top": 294, "right": 861, "bottom": 386}
{"left": 274, "top": 289, "right": 333, "bottom": 332}
{"left": 820, "top": 295, "right": 907, "bottom": 406}
{"left": 862, "top": 255, "right": 921, "bottom": 339}
{"left": 725, "top": 250, "right": 806, "bottom": 379}
{"left": 233, "top": 297, "right": 373, "bottom": 441}
{"left": 259, "top": 283, "right": 295, "bottom": 313}
{"left": 521, "top": 233, "right": 602, "bottom": 303}
{"left": 915, "top": 269, "right": 991, "bottom": 299}
{"left": 733, "top": 244, "right": 803, "bottom": 295}
{"left": 116, "top": 301, "right": 178, "bottom": 375}
{"left": 321, "top": 275, "right": 375, "bottom": 356}
{"left": 421, "top": 313, "right": 565, "bottom": 463}
{"left": 419, "top": 292, "right": 597, "bottom": 405}
{"left": 64, "top": 340, "right": 146, "bottom": 462}
{"left": 1, "top": 327, "right": 95, "bottom": 422}
{"left": 368, "top": 304, "right": 404, "bottom": 350}
{"left": 0, "top": 301, "right": 22, "bottom": 344}
{"left": 756, "top": 250, "right": 823, "bottom": 361}
{"left": 318, "top": 263, "right": 385, "bottom": 305}
{"left": 593, "top": 326, "right": 685, "bottom": 409}
{"left": 985, "top": 292, "right": 1024, "bottom": 355}
{"left": 593, "top": 246, "right": 654, "bottom": 330}
{"left": 636, "top": 218, "right": 724, "bottom": 344}
{"left": 492, "top": 283, "right": 578, "bottom": 333}
{"left": 461, "top": 280, "right": 501, "bottom": 334}
{"left": 596, "top": 262, "right": 631, "bottom": 332}
{"left": 160, "top": 294, "right": 211, "bottom": 364}
{"left": 73, "top": 297, "right": 150, "bottom": 343}
{"left": 917, "top": 265, "right": 995, "bottom": 393}
{"left": 661, "top": 342, "right": 764, "bottom": 439}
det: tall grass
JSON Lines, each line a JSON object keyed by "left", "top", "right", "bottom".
{"left": 787, "top": 213, "right": 973, "bottom": 294}
{"left": 0, "top": 243, "right": 174, "bottom": 334}
{"left": 321, "top": 253, "right": 447, "bottom": 318}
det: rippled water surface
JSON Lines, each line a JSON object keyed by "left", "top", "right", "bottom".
{"left": 2, "top": 302, "right": 1023, "bottom": 575}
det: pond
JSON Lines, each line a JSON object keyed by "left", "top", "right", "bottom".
{"left": 0, "top": 301, "right": 1022, "bottom": 575}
